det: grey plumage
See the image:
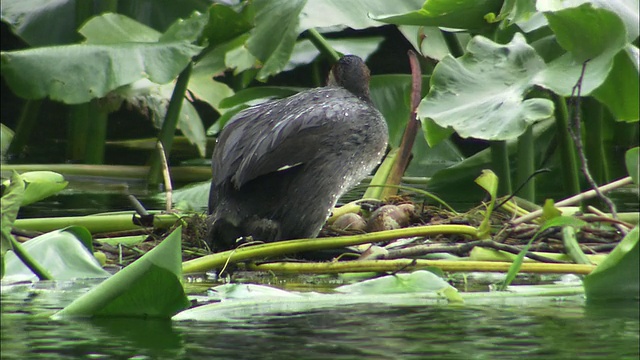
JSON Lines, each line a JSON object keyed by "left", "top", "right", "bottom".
{"left": 207, "top": 55, "right": 388, "bottom": 251}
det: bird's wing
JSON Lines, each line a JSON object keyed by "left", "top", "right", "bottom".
{"left": 212, "top": 92, "right": 352, "bottom": 189}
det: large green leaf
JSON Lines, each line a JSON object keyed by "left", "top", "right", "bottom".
{"left": 535, "top": 50, "right": 615, "bottom": 96}
{"left": 246, "top": 0, "right": 306, "bottom": 80}
{"left": 532, "top": 2, "right": 636, "bottom": 102}
{"left": 53, "top": 227, "right": 190, "bottom": 319}
{"left": 0, "top": 0, "right": 78, "bottom": 46}
{"left": 285, "top": 37, "right": 384, "bottom": 71}
{"left": 592, "top": 46, "right": 640, "bottom": 122}
{"left": 369, "top": 74, "right": 464, "bottom": 176}
{"left": 200, "top": 3, "right": 254, "bottom": 47}
{"left": 78, "top": 12, "right": 218, "bottom": 156}
{"left": 1, "top": 42, "right": 201, "bottom": 104}
{"left": 494, "top": 0, "right": 538, "bottom": 27}
{"left": 372, "top": 0, "right": 503, "bottom": 30}
{"left": 584, "top": 226, "right": 639, "bottom": 302}
{"left": 2, "top": 226, "right": 108, "bottom": 283}
{"left": 398, "top": 26, "right": 453, "bottom": 61}
{"left": 193, "top": 34, "right": 250, "bottom": 78}
{"left": 418, "top": 33, "right": 553, "bottom": 141}
{"left": 1, "top": 0, "right": 212, "bottom": 46}
{"left": 187, "top": 72, "right": 235, "bottom": 113}
{"left": 299, "top": 0, "right": 424, "bottom": 30}
{"left": 537, "top": 0, "right": 639, "bottom": 43}
{"left": 114, "top": 79, "right": 208, "bottom": 156}
{"left": 159, "top": 11, "right": 208, "bottom": 43}
{"left": 544, "top": 3, "right": 627, "bottom": 63}
{"left": 79, "top": 13, "right": 161, "bottom": 44}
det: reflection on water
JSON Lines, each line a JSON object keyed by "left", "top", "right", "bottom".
{"left": 1, "top": 283, "right": 638, "bottom": 360}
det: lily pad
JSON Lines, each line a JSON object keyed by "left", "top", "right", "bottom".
{"left": 418, "top": 33, "right": 553, "bottom": 141}
{"left": 174, "top": 271, "right": 461, "bottom": 321}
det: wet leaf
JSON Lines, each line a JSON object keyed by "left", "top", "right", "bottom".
{"left": 592, "top": 46, "right": 640, "bottom": 122}
{"left": 246, "top": 0, "right": 306, "bottom": 80}
{"left": 300, "top": 0, "right": 424, "bottom": 30}
{"left": 2, "top": 226, "right": 108, "bottom": 284}
{"left": 584, "top": 226, "right": 639, "bottom": 302}
{"left": 372, "top": 0, "right": 502, "bottom": 30}
{"left": 545, "top": 3, "right": 627, "bottom": 63}
{"left": 201, "top": 3, "right": 254, "bottom": 46}
{"left": 418, "top": 33, "right": 553, "bottom": 141}
{"left": 336, "top": 270, "right": 458, "bottom": 297}
{"left": 79, "top": 13, "right": 161, "bottom": 44}
{"left": 174, "top": 271, "right": 461, "bottom": 321}
{"left": 53, "top": 227, "right": 189, "bottom": 319}
{"left": 1, "top": 42, "right": 202, "bottom": 104}
{"left": 285, "top": 37, "right": 384, "bottom": 71}
{"left": 0, "top": 0, "right": 78, "bottom": 46}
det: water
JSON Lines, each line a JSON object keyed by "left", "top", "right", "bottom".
{"left": 3, "top": 179, "right": 639, "bottom": 359}
{"left": 1, "top": 281, "right": 638, "bottom": 359}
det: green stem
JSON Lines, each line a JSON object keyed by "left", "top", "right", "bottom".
{"left": 67, "top": 103, "right": 90, "bottom": 162}
{"left": 306, "top": 28, "right": 340, "bottom": 62}
{"left": 7, "top": 100, "right": 42, "bottom": 157}
{"left": 516, "top": 126, "right": 535, "bottom": 201}
{"left": 85, "top": 100, "right": 107, "bottom": 164}
{"left": 490, "top": 141, "right": 512, "bottom": 196}
{"left": 0, "top": 164, "right": 211, "bottom": 182}
{"left": 552, "top": 93, "right": 581, "bottom": 195}
{"left": 14, "top": 213, "right": 181, "bottom": 233}
{"left": 147, "top": 63, "right": 193, "bottom": 185}
{"left": 248, "top": 259, "right": 595, "bottom": 275}
{"left": 182, "top": 224, "right": 479, "bottom": 273}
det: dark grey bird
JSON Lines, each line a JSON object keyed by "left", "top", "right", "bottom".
{"left": 207, "top": 55, "right": 388, "bottom": 251}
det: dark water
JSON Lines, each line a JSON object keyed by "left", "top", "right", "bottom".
{"left": 1, "top": 281, "right": 639, "bottom": 360}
